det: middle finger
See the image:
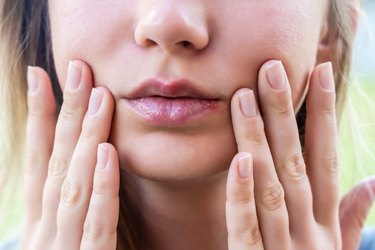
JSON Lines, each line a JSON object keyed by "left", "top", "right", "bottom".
{"left": 257, "top": 60, "right": 315, "bottom": 236}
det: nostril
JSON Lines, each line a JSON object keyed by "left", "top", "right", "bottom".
{"left": 181, "top": 40, "right": 192, "bottom": 49}
{"left": 144, "top": 39, "right": 158, "bottom": 47}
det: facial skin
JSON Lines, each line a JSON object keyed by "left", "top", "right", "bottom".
{"left": 48, "top": 1, "right": 328, "bottom": 182}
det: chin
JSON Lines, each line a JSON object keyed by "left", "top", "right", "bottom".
{"left": 110, "top": 124, "right": 237, "bottom": 182}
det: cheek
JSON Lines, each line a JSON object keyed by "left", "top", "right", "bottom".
{"left": 49, "top": 1, "right": 134, "bottom": 89}
{"left": 217, "top": 3, "right": 321, "bottom": 110}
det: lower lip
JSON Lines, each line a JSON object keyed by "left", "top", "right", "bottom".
{"left": 126, "top": 97, "right": 222, "bottom": 125}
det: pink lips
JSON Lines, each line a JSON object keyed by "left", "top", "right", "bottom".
{"left": 125, "top": 79, "right": 223, "bottom": 125}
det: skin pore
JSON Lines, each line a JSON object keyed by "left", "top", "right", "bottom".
{"left": 48, "top": 0, "right": 330, "bottom": 249}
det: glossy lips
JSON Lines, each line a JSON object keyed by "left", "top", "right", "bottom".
{"left": 125, "top": 79, "right": 222, "bottom": 125}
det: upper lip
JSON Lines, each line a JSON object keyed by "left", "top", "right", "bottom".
{"left": 126, "top": 78, "right": 219, "bottom": 100}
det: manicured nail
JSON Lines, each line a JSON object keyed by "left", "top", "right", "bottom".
{"left": 238, "top": 154, "right": 252, "bottom": 178}
{"left": 27, "top": 66, "right": 38, "bottom": 94}
{"left": 97, "top": 144, "right": 109, "bottom": 169}
{"left": 88, "top": 88, "right": 104, "bottom": 116}
{"left": 239, "top": 90, "right": 257, "bottom": 118}
{"left": 66, "top": 61, "right": 82, "bottom": 91}
{"left": 319, "top": 62, "right": 335, "bottom": 92}
{"left": 265, "top": 60, "right": 286, "bottom": 90}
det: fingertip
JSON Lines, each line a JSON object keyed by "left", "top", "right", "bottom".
{"left": 27, "top": 66, "right": 39, "bottom": 94}
{"left": 97, "top": 143, "right": 109, "bottom": 170}
{"left": 237, "top": 152, "right": 253, "bottom": 179}
{"left": 96, "top": 143, "right": 119, "bottom": 170}
{"left": 94, "top": 143, "right": 120, "bottom": 195}
{"left": 317, "top": 62, "right": 335, "bottom": 93}
{"left": 231, "top": 88, "right": 258, "bottom": 120}
{"left": 27, "top": 66, "right": 56, "bottom": 116}
{"left": 228, "top": 152, "right": 253, "bottom": 183}
{"left": 231, "top": 88, "right": 254, "bottom": 104}
{"left": 306, "top": 63, "right": 336, "bottom": 114}
{"left": 96, "top": 86, "right": 115, "bottom": 109}
{"left": 73, "top": 60, "right": 94, "bottom": 88}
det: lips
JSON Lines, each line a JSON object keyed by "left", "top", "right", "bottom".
{"left": 126, "top": 78, "right": 218, "bottom": 99}
{"left": 124, "top": 78, "right": 223, "bottom": 125}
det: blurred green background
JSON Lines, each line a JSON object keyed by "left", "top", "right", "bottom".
{"left": 340, "top": 0, "right": 375, "bottom": 225}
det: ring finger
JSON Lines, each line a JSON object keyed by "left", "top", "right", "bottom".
{"left": 38, "top": 61, "right": 93, "bottom": 236}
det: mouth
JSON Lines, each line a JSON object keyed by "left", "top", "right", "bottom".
{"left": 123, "top": 78, "right": 224, "bottom": 126}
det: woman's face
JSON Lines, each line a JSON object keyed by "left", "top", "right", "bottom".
{"left": 49, "top": 1, "right": 329, "bottom": 181}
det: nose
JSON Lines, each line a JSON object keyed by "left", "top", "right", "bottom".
{"left": 134, "top": 3, "right": 209, "bottom": 53}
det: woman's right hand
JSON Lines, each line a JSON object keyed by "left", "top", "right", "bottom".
{"left": 22, "top": 61, "right": 120, "bottom": 250}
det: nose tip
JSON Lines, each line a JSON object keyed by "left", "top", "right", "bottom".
{"left": 134, "top": 7, "right": 209, "bottom": 53}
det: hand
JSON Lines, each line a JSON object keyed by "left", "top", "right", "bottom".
{"left": 340, "top": 177, "right": 375, "bottom": 250}
{"left": 22, "top": 61, "right": 120, "bottom": 250}
{"left": 226, "top": 61, "right": 341, "bottom": 249}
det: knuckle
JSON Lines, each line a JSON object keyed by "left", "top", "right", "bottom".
{"left": 261, "top": 183, "right": 284, "bottom": 211}
{"left": 243, "top": 119, "right": 266, "bottom": 145}
{"left": 48, "top": 155, "right": 69, "bottom": 178}
{"left": 28, "top": 106, "right": 55, "bottom": 117}
{"left": 321, "top": 103, "right": 336, "bottom": 117}
{"left": 24, "top": 154, "right": 43, "bottom": 177}
{"left": 83, "top": 219, "right": 116, "bottom": 242}
{"left": 231, "top": 225, "right": 262, "bottom": 246}
{"left": 282, "top": 153, "right": 306, "bottom": 182}
{"left": 60, "top": 101, "right": 84, "bottom": 122}
{"left": 229, "top": 188, "right": 254, "bottom": 205}
{"left": 93, "top": 177, "right": 119, "bottom": 198}
{"left": 60, "top": 179, "right": 81, "bottom": 207}
{"left": 322, "top": 149, "right": 339, "bottom": 178}
{"left": 80, "top": 122, "right": 100, "bottom": 141}
{"left": 273, "top": 101, "right": 292, "bottom": 119}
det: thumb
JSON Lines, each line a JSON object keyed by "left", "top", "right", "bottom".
{"left": 340, "top": 176, "right": 375, "bottom": 250}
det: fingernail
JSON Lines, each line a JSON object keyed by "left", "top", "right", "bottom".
{"left": 97, "top": 144, "right": 109, "bottom": 169}
{"left": 27, "top": 66, "right": 38, "bottom": 94}
{"left": 319, "top": 62, "right": 335, "bottom": 92}
{"left": 239, "top": 90, "right": 257, "bottom": 118}
{"left": 238, "top": 154, "right": 252, "bottom": 178}
{"left": 88, "top": 88, "right": 104, "bottom": 116}
{"left": 265, "top": 60, "right": 286, "bottom": 90}
{"left": 66, "top": 61, "right": 82, "bottom": 91}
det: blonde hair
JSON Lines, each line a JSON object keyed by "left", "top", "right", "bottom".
{"left": 0, "top": 0, "right": 362, "bottom": 249}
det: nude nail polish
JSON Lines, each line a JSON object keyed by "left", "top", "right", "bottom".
{"left": 238, "top": 154, "right": 252, "bottom": 178}
{"left": 66, "top": 61, "right": 82, "bottom": 91}
{"left": 265, "top": 60, "right": 286, "bottom": 90}
{"left": 97, "top": 144, "right": 109, "bottom": 169}
{"left": 27, "top": 66, "right": 38, "bottom": 94}
{"left": 239, "top": 90, "right": 257, "bottom": 118}
{"left": 88, "top": 88, "right": 104, "bottom": 116}
{"left": 319, "top": 62, "right": 335, "bottom": 92}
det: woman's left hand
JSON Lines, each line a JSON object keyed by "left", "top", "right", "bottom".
{"left": 225, "top": 60, "right": 342, "bottom": 249}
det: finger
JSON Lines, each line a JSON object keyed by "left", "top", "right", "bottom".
{"left": 80, "top": 143, "right": 120, "bottom": 250}
{"left": 257, "top": 60, "right": 314, "bottom": 235}
{"left": 231, "top": 88, "right": 290, "bottom": 249}
{"left": 24, "top": 66, "right": 56, "bottom": 225}
{"left": 304, "top": 62, "right": 339, "bottom": 225}
{"left": 226, "top": 152, "right": 264, "bottom": 250}
{"left": 340, "top": 177, "right": 375, "bottom": 250}
{"left": 54, "top": 87, "right": 115, "bottom": 249}
{"left": 40, "top": 61, "right": 92, "bottom": 235}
